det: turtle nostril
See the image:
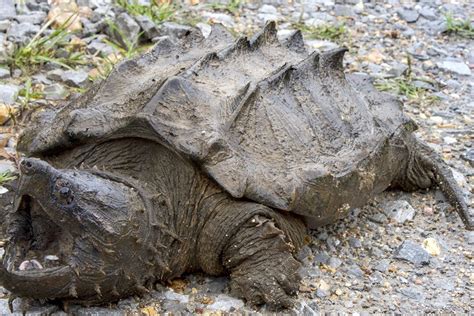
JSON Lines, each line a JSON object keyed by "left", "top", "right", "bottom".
{"left": 20, "top": 160, "right": 34, "bottom": 174}
{"left": 59, "top": 187, "right": 70, "bottom": 197}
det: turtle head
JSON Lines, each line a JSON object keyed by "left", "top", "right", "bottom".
{"left": 0, "top": 158, "right": 157, "bottom": 304}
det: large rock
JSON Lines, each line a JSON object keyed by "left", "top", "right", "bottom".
{"left": 115, "top": 12, "right": 141, "bottom": 43}
{"left": 394, "top": 240, "right": 430, "bottom": 266}
{"left": 135, "top": 15, "right": 160, "bottom": 40}
{"left": 399, "top": 286, "right": 424, "bottom": 300}
{"left": 60, "top": 70, "right": 89, "bottom": 88}
{"left": 334, "top": 4, "right": 354, "bottom": 16}
{"left": 373, "top": 259, "right": 390, "bottom": 273}
{"left": 0, "top": 68, "right": 10, "bottom": 79}
{"left": 0, "top": 84, "right": 20, "bottom": 105}
{"left": 0, "top": 20, "right": 11, "bottom": 32}
{"left": 43, "top": 83, "right": 70, "bottom": 100}
{"left": 397, "top": 8, "right": 420, "bottom": 23}
{"left": 14, "top": 12, "right": 47, "bottom": 25}
{"left": 87, "top": 39, "right": 117, "bottom": 56}
{"left": 0, "top": 0, "right": 16, "bottom": 20}
{"left": 437, "top": 60, "right": 472, "bottom": 76}
{"left": 259, "top": 4, "right": 278, "bottom": 14}
{"left": 46, "top": 69, "right": 65, "bottom": 82}
{"left": 160, "top": 22, "right": 193, "bottom": 40}
{"left": 388, "top": 62, "right": 409, "bottom": 77}
{"left": 462, "top": 149, "right": 474, "bottom": 167}
{"left": 208, "top": 294, "right": 245, "bottom": 312}
{"left": 419, "top": 7, "right": 438, "bottom": 21}
{"left": 0, "top": 159, "right": 15, "bottom": 174}
{"left": 162, "top": 290, "right": 189, "bottom": 304}
{"left": 7, "top": 22, "right": 40, "bottom": 44}
{"left": 294, "top": 301, "right": 319, "bottom": 315}
{"left": 47, "top": 0, "right": 83, "bottom": 31}
{"left": 383, "top": 200, "right": 416, "bottom": 224}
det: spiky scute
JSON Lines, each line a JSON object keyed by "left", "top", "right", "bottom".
{"left": 20, "top": 22, "right": 414, "bottom": 225}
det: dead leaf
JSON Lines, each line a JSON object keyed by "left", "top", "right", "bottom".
{"left": 78, "top": 5, "right": 92, "bottom": 18}
{"left": 0, "top": 104, "right": 17, "bottom": 125}
{"left": 140, "top": 306, "right": 158, "bottom": 316}
{"left": 168, "top": 278, "right": 187, "bottom": 293}
{"left": 68, "top": 36, "right": 87, "bottom": 49}
{"left": 106, "top": 52, "right": 123, "bottom": 64}
{"left": 422, "top": 238, "right": 441, "bottom": 256}
{"left": 48, "top": 0, "right": 82, "bottom": 31}
{"left": 88, "top": 68, "right": 101, "bottom": 80}
{"left": 200, "top": 296, "right": 214, "bottom": 304}
{"left": 320, "top": 263, "right": 336, "bottom": 273}
{"left": 0, "top": 148, "right": 11, "bottom": 160}
{"left": 316, "top": 279, "right": 330, "bottom": 291}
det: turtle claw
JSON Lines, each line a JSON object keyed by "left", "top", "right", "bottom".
{"left": 229, "top": 253, "right": 300, "bottom": 309}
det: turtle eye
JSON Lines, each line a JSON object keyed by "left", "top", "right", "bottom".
{"left": 54, "top": 179, "right": 74, "bottom": 205}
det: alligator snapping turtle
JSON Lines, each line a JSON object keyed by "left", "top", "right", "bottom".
{"left": 1, "top": 22, "right": 472, "bottom": 308}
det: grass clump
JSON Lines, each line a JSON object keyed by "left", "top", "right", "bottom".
{"left": 375, "top": 78, "right": 435, "bottom": 100}
{"left": 375, "top": 56, "right": 440, "bottom": 105}
{"left": 90, "top": 20, "right": 147, "bottom": 81}
{"left": 8, "top": 19, "right": 86, "bottom": 74}
{"left": 115, "top": 0, "right": 176, "bottom": 24}
{"left": 292, "top": 22, "right": 347, "bottom": 41}
{"left": 444, "top": 13, "right": 474, "bottom": 39}
{"left": 105, "top": 20, "right": 143, "bottom": 58}
{"left": 375, "top": 78, "right": 440, "bottom": 105}
{"left": 208, "top": 0, "right": 242, "bottom": 15}
{"left": 18, "top": 78, "right": 44, "bottom": 109}
{"left": 0, "top": 171, "right": 16, "bottom": 186}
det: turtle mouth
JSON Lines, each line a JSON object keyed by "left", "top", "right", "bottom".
{"left": 0, "top": 194, "right": 75, "bottom": 296}
{"left": 4, "top": 195, "right": 73, "bottom": 272}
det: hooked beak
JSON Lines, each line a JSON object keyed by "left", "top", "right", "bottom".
{"left": 1, "top": 159, "right": 76, "bottom": 299}
{"left": 0, "top": 264, "right": 73, "bottom": 299}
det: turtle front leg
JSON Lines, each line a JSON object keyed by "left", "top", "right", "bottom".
{"left": 197, "top": 201, "right": 306, "bottom": 308}
{"left": 395, "top": 137, "right": 473, "bottom": 230}
{"left": 223, "top": 215, "right": 302, "bottom": 308}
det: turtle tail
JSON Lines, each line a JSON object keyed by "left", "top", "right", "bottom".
{"left": 400, "top": 138, "right": 473, "bottom": 230}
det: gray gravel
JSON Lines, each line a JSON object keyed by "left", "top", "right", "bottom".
{"left": 60, "top": 69, "right": 89, "bottom": 88}
{"left": 0, "top": 84, "right": 19, "bottom": 104}
{"left": 0, "top": 0, "right": 473, "bottom": 314}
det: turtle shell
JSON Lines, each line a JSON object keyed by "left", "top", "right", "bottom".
{"left": 20, "top": 22, "right": 415, "bottom": 225}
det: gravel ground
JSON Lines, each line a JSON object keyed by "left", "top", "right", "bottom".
{"left": 0, "top": 0, "right": 473, "bottom": 314}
